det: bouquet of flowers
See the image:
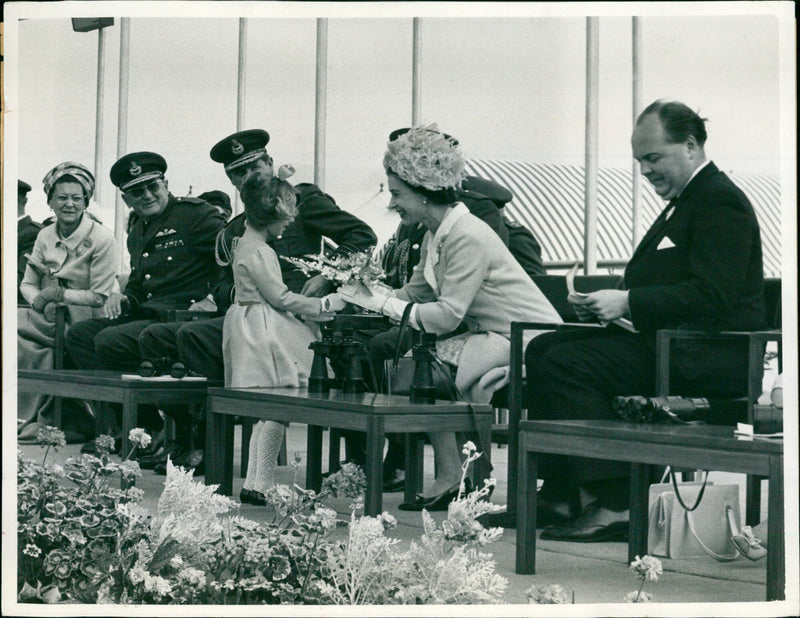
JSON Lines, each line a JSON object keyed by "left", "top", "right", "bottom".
{"left": 281, "top": 249, "right": 385, "bottom": 289}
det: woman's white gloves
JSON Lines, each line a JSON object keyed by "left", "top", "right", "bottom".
{"left": 320, "top": 293, "right": 347, "bottom": 313}
{"left": 338, "top": 282, "right": 410, "bottom": 322}
{"left": 337, "top": 282, "right": 388, "bottom": 313}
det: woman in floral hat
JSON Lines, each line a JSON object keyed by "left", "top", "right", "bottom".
{"left": 339, "top": 124, "right": 562, "bottom": 510}
{"left": 18, "top": 162, "right": 118, "bottom": 442}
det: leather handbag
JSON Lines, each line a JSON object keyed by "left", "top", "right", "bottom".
{"left": 648, "top": 469, "right": 741, "bottom": 561}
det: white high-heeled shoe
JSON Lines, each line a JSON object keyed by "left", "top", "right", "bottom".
{"left": 730, "top": 520, "right": 767, "bottom": 561}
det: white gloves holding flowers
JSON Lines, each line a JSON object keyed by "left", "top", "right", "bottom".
{"left": 337, "top": 282, "right": 410, "bottom": 322}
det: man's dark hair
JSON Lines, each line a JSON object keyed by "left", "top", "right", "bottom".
{"left": 639, "top": 100, "right": 708, "bottom": 146}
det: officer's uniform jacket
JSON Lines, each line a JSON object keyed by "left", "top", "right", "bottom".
{"left": 504, "top": 216, "right": 546, "bottom": 277}
{"left": 125, "top": 194, "right": 226, "bottom": 316}
{"left": 18, "top": 215, "right": 43, "bottom": 303}
{"left": 212, "top": 183, "right": 377, "bottom": 312}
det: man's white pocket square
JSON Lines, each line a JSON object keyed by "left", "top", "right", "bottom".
{"left": 657, "top": 236, "right": 676, "bottom": 250}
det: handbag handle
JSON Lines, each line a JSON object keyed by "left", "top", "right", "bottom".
{"left": 685, "top": 505, "right": 740, "bottom": 562}
{"left": 391, "top": 302, "right": 417, "bottom": 371}
{"left": 670, "top": 469, "right": 709, "bottom": 512}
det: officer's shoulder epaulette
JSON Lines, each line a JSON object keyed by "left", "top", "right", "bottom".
{"left": 504, "top": 216, "right": 524, "bottom": 229}
{"left": 176, "top": 196, "right": 209, "bottom": 206}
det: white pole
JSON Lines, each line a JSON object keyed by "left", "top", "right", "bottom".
{"left": 234, "top": 18, "right": 248, "bottom": 215}
{"left": 314, "top": 18, "right": 328, "bottom": 188}
{"left": 412, "top": 18, "right": 422, "bottom": 125}
{"left": 114, "top": 18, "right": 130, "bottom": 274}
{"left": 94, "top": 27, "right": 106, "bottom": 208}
{"left": 631, "top": 17, "right": 643, "bottom": 250}
{"left": 583, "top": 17, "right": 599, "bottom": 275}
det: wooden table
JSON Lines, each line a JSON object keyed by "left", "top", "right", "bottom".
{"left": 516, "top": 420, "right": 785, "bottom": 601}
{"left": 206, "top": 386, "right": 493, "bottom": 516}
{"left": 17, "top": 370, "right": 220, "bottom": 456}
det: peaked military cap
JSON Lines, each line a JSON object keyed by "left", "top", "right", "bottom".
{"left": 110, "top": 152, "right": 167, "bottom": 191}
{"left": 18, "top": 180, "right": 32, "bottom": 194}
{"left": 461, "top": 175, "right": 514, "bottom": 208}
{"left": 198, "top": 190, "right": 232, "bottom": 217}
{"left": 210, "top": 129, "right": 270, "bottom": 172}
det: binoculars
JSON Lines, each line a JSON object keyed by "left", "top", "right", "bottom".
{"left": 308, "top": 324, "right": 366, "bottom": 394}
{"left": 613, "top": 395, "right": 710, "bottom": 423}
{"left": 138, "top": 357, "right": 195, "bottom": 379}
{"left": 410, "top": 332, "right": 438, "bottom": 404}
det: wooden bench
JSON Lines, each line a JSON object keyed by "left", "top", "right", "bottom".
{"left": 17, "top": 369, "right": 220, "bottom": 456}
{"left": 205, "top": 386, "right": 493, "bottom": 516}
{"left": 516, "top": 420, "right": 785, "bottom": 601}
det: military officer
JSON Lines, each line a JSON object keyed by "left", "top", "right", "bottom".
{"left": 135, "top": 130, "right": 377, "bottom": 474}
{"left": 18, "top": 180, "right": 43, "bottom": 303}
{"left": 65, "top": 152, "right": 226, "bottom": 441}
{"left": 461, "top": 175, "right": 547, "bottom": 277}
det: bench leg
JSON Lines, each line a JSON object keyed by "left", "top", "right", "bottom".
{"left": 746, "top": 475, "right": 763, "bottom": 526}
{"left": 364, "top": 417, "right": 385, "bottom": 517}
{"left": 306, "top": 425, "right": 324, "bottom": 492}
{"left": 205, "top": 405, "right": 234, "bottom": 496}
{"left": 328, "top": 428, "right": 342, "bottom": 474}
{"left": 629, "top": 462, "right": 651, "bottom": 563}
{"left": 120, "top": 393, "right": 135, "bottom": 459}
{"left": 473, "top": 417, "right": 493, "bottom": 490}
{"left": 515, "top": 448, "right": 537, "bottom": 574}
{"left": 240, "top": 419, "right": 253, "bottom": 478}
{"left": 404, "top": 434, "right": 424, "bottom": 504}
{"left": 766, "top": 455, "right": 784, "bottom": 601}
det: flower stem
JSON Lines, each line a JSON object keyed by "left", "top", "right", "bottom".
{"left": 634, "top": 578, "right": 645, "bottom": 602}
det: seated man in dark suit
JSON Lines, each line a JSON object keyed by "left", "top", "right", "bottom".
{"left": 484, "top": 99, "right": 765, "bottom": 538}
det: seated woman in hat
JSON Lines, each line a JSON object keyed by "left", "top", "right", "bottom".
{"left": 18, "top": 162, "right": 118, "bottom": 442}
{"left": 338, "top": 124, "right": 561, "bottom": 510}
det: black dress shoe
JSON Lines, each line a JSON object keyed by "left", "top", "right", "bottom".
{"left": 539, "top": 503, "right": 629, "bottom": 542}
{"left": 382, "top": 469, "right": 405, "bottom": 493}
{"left": 398, "top": 478, "right": 471, "bottom": 512}
{"left": 138, "top": 441, "right": 184, "bottom": 470}
{"left": 239, "top": 488, "right": 267, "bottom": 506}
{"left": 153, "top": 448, "right": 188, "bottom": 475}
{"left": 175, "top": 449, "right": 204, "bottom": 475}
{"left": 477, "top": 494, "right": 572, "bottom": 529}
{"left": 397, "top": 494, "right": 430, "bottom": 511}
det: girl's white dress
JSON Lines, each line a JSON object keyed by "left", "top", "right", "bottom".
{"left": 222, "top": 226, "right": 323, "bottom": 497}
{"left": 222, "top": 227, "right": 321, "bottom": 389}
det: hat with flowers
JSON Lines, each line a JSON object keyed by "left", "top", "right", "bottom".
{"left": 383, "top": 123, "right": 465, "bottom": 192}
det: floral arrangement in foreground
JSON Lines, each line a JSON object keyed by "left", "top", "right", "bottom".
{"left": 281, "top": 249, "right": 385, "bottom": 289}
{"left": 17, "top": 429, "right": 508, "bottom": 605}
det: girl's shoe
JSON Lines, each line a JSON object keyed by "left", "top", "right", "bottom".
{"left": 239, "top": 488, "right": 267, "bottom": 506}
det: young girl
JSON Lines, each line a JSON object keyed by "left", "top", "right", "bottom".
{"left": 223, "top": 171, "right": 345, "bottom": 505}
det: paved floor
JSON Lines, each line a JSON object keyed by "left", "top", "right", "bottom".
{"left": 16, "top": 421, "right": 775, "bottom": 609}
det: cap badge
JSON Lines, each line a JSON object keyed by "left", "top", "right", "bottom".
{"left": 129, "top": 162, "right": 142, "bottom": 176}
{"left": 231, "top": 140, "right": 244, "bottom": 155}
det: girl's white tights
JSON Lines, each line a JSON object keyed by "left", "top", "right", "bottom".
{"left": 241, "top": 420, "right": 285, "bottom": 494}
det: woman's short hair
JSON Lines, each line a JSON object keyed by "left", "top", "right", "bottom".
{"left": 639, "top": 100, "right": 708, "bottom": 146}
{"left": 386, "top": 170, "right": 458, "bottom": 205}
{"left": 240, "top": 173, "right": 297, "bottom": 229}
